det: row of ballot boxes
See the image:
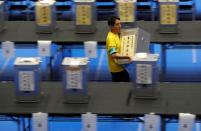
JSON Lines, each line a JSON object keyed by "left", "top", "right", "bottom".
{"left": 0, "top": 0, "right": 180, "bottom": 34}
{"left": 14, "top": 57, "right": 90, "bottom": 103}
{"left": 14, "top": 54, "right": 159, "bottom": 103}
{"left": 11, "top": 27, "right": 160, "bottom": 102}
{"left": 36, "top": 0, "right": 97, "bottom": 33}
{"left": 35, "top": 0, "right": 179, "bottom": 33}
{"left": 30, "top": 112, "right": 197, "bottom": 131}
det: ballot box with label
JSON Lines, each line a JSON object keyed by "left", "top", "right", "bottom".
{"left": 82, "top": 112, "right": 97, "bottom": 131}
{"left": 14, "top": 57, "right": 41, "bottom": 102}
{"left": 62, "top": 57, "right": 89, "bottom": 103}
{"left": 178, "top": 113, "right": 196, "bottom": 131}
{"left": 115, "top": 0, "right": 136, "bottom": 28}
{"left": 32, "top": 112, "right": 48, "bottom": 131}
{"left": 116, "top": 28, "right": 150, "bottom": 64}
{"left": 158, "top": 0, "right": 179, "bottom": 33}
{"left": 133, "top": 53, "right": 160, "bottom": 99}
{"left": 144, "top": 114, "right": 161, "bottom": 131}
{"left": 35, "top": 0, "right": 56, "bottom": 33}
{"left": 73, "top": 0, "right": 96, "bottom": 33}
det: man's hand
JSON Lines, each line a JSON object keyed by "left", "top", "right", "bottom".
{"left": 111, "top": 53, "right": 131, "bottom": 59}
{"left": 121, "top": 56, "right": 132, "bottom": 62}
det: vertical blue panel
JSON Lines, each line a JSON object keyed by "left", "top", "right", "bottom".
{"left": 150, "top": 43, "right": 201, "bottom": 82}
{"left": 195, "top": 0, "right": 201, "bottom": 19}
{"left": 165, "top": 45, "right": 201, "bottom": 82}
{"left": 0, "top": 121, "right": 18, "bottom": 131}
{"left": 51, "top": 43, "right": 63, "bottom": 80}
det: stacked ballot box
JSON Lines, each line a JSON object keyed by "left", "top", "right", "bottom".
{"left": 35, "top": 0, "right": 56, "bottom": 33}
{"left": 159, "top": 0, "right": 179, "bottom": 33}
{"left": 14, "top": 57, "right": 41, "bottom": 102}
{"left": 115, "top": 0, "right": 136, "bottom": 28}
{"left": 62, "top": 57, "right": 90, "bottom": 103}
{"left": 73, "top": 0, "right": 96, "bottom": 33}
{"left": 133, "top": 53, "right": 160, "bottom": 99}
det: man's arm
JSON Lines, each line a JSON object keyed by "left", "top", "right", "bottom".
{"left": 108, "top": 47, "right": 131, "bottom": 60}
{"left": 111, "top": 52, "right": 131, "bottom": 60}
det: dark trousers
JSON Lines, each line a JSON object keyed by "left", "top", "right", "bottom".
{"left": 111, "top": 70, "right": 130, "bottom": 82}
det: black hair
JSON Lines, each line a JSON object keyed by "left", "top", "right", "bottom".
{"left": 107, "top": 16, "right": 120, "bottom": 26}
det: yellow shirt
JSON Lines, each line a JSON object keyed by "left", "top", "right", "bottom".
{"left": 106, "top": 31, "right": 124, "bottom": 73}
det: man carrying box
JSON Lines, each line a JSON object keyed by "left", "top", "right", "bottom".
{"left": 106, "top": 16, "right": 131, "bottom": 82}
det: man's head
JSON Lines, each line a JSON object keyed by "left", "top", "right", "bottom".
{"left": 108, "top": 16, "right": 121, "bottom": 34}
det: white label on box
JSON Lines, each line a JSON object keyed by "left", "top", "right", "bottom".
{"left": 144, "top": 114, "right": 161, "bottom": 131}
{"left": 32, "top": 113, "right": 48, "bottom": 131}
{"left": 178, "top": 113, "right": 195, "bottom": 131}
{"left": 118, "top": 2, "right": 135, "bottom": 22}
{"left": 66, "top": 69, "right": 82, "bottom": 89}
{"left": 136, "top": 64, "right": 152, "bottom": 84}
{"left": 82, "top": 112, "right": 97, "bottom": 131}
{"left": 120, "top": 34, "right": 136, "bottom": 58}
{"left": 160, "top": 4, "right": 177, "bottom": 25}
{"left": 38, "top": 40, "right": 51, "bottom": 57}
{"left": 84, "top": 41, "right": 97, "bottom": 58}
{"left": 36, "top": 3, "right": 52, "bottom": 26}
{"left": 2, "top": 41, "right": 15, "bottom": 59}
{"left": 19, "top": 71, "right": 34, "bottom": 91}
{"left": 76, "top": 5, "right": 91, "bottom": 25}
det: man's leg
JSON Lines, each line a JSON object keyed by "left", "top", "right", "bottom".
{"left": 111, "top": 70, "right": 130, "bottom": 82}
